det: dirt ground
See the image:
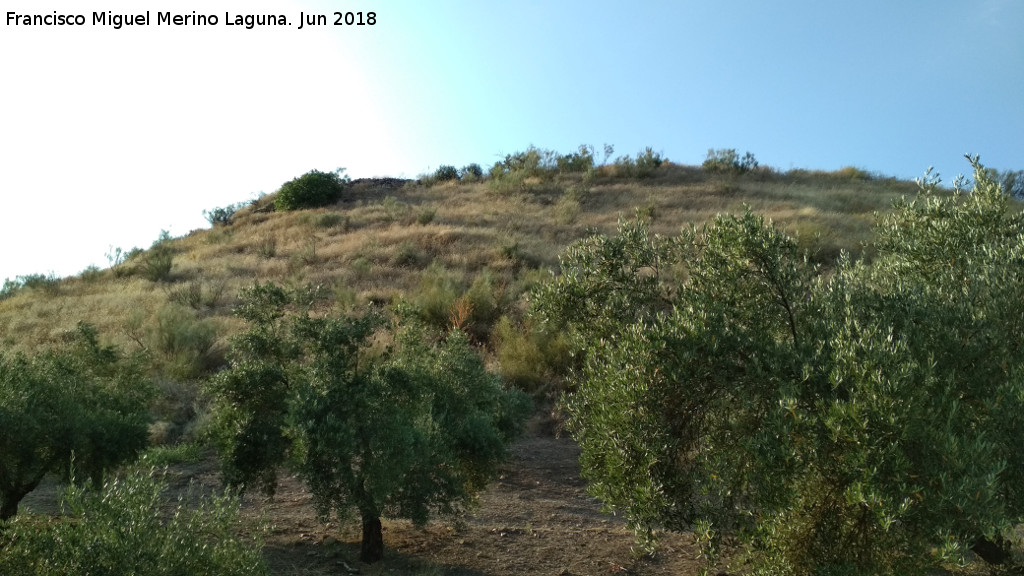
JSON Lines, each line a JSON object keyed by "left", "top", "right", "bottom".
{"left": 20, "top": 417, "right": 703, "bottom": 576}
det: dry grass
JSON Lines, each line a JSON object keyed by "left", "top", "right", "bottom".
{"left": 0, "top": 165, "right": 911, "bottom": 355}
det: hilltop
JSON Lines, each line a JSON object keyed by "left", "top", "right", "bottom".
{"left": 0, "top": 157, "right": 916, "bottom": 356}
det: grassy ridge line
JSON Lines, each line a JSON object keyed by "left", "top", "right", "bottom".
{"left": 0, "top": 164, "right": 914, "bottom": 355}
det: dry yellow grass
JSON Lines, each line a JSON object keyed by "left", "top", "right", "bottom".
{"left": 0, "top": 164, "right": 914, "bottom": 355}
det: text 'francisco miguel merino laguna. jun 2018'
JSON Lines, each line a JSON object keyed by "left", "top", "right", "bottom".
{"left": 6, "top": 10, "right": 377, "bottom": 30}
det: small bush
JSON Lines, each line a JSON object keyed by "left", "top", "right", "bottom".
{"left": 392, "top": 240, "right": 427, "bottom": 268}
{"left": 203, "top": 202, "right": 243, "bottom": 227}
{"left": 313, "top": 212, "right": 346, "bottom": 229}
{"left": 492, "top": 147, "right": 551, "bottom": 177}
{"left": 0, "top": 273, "right": 61, "bottom": 300}
{"left": 149, "top": 304, "right": 220, "bottom": 380}
{"left": 492, "top": 316, "right": 572, "bottom": 395}
{"left": 834, "top": 166, "right": 873, "bottom": 181}
{"left": 0, "top": 468, "right": 267, "bottom": 576}
{"left": 461, "top": 269, "right": 508, "bottom": 340}
{"left": 460, "top": 163, "right": 484, "bottom": 181}
{"left": 79, "top": 265, "right": 103, "bottom": 283}
{"left": 255, "top": 233, "right": 277, "bottom": 258}
{"left": 413, "top": 264, "right": 459, "bottom": 329}
{"left": 555, "top": 196, "right": 581, "bottom": 225}
{"left": 274, "top": 169, "right": 349, "bottom": 211}
{"left": 606, "top": 148, "right": 666, "bottom": 179}
{"left": 703, "top": 148, "right": 758, "bottom": 174}
{"left": 635, "top": 147, "right": 665, "bottom": 176}
{"left": 137, "top": 231, "right": 175, "bottom": 282}
{"left": 557, "top": 145, "right": 596, "bottom": 174}
{"left": 416, "top": 206, "right": 437, "bottom": 225}
{"left": 433, "top": 165, "right": 460, "bottom": 182}
{"left": 350, "top": 256, "right": 373, "bottom": 280}
{"left": 137, "top": 250, "right": 173, "bottom": 282}
{"left": 381, "top": 196, "right": 412, "bottom": 222}
{"left": 165, "top": 279, "right": 226, "bottom": 311}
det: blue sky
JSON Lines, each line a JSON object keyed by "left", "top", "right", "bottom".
{"left": 2, "top": 0, "right": 1022, "bottom": 283}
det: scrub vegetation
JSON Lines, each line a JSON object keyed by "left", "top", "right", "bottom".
{"left": 1, "top": 145, "right": 1021, "bottom": 575}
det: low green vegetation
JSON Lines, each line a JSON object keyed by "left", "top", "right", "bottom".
{"left": 274, "top": 169, "right": 349, "bottom": 211}
{"left": 702, "top": 147, "right": 760, "bottom": 174}
{"left": 531, "top": 157, "right": 1024, "bottom": 574}
{"left": 0, "top": 467, "right": 266, "bottom": 576}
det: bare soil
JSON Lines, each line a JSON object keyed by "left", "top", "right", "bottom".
{"left": 21, "top": 417, "right": 702, "bottom": 576}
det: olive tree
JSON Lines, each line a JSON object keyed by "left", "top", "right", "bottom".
{"left": 0, "top": 468, "right": 267, "bottom": 576}
{"left": 531, "top": 157, "right": 1024, "bottom": 574}
{"left": 0, "top": 323, "right": 151, "bottom": 520}
{"left": 207, "top": 284, "right": 529, "bottom": 563}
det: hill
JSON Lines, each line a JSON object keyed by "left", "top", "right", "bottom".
{"left": 1, "top": 151, "right": 938, "bottom": 575}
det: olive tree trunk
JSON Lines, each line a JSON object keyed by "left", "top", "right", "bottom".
{"left": 360, "top": 511, "right": 384, "bottom": 563}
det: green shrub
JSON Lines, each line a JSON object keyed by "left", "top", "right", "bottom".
{"left": 0, "top": 273, "right": 61, "bottom": 300}
{"left": 136, "top": 231, "right": 175, "bottom": 282}
{"left": 703, "top": 148, "right": 758, "bottom": 174}
{"left": 0, "top": 468, "right": 267, "bottom": 576}
{"left": 416, "top": 206, "right": 437, "bottom": 225}
{"left": 413, "top": 264, "right": 459, "bottom": 329}
{"left": 165, "top": 279, "right": 226, "bottom": 311}
{"left": 274, "top": 169, "right": 349, "bottom": 211}
{"left": 255, "top": 233, "right": 277, "bottom": 258}
{"left": 607, "top": 148, "right": 666, "bottom": 179}
{"left": 203, "top": 202, "right": 243, "bottom": 226}
{"left": 488, "top": 146, "right": 559, "bottom": 192}
{"left": 531, "top": 158, "right": 1024, "bottom": 574}
{"left": 460, "top": 269, "right": 509, "bottom": 341}
{"left": 634, "top": 147, "right": 665, "bottom": 177}
{"left": 137, "top": 249, "right": 173, "bottom": 282}
{"left": 492, "top": 316, "right": 573, "bottom": 395}
{"left": 350, "top": 256, "right": 373, "bottom": 280}
{"left": 433, "top": 165, "right": 460, "bottom": 182}
{"left": 313, "top": 212, "right": 345, "bottom": 229}
{"left": 557, "top": 145, "right": 596, "bottom": 173}
{"left": 149, "top": 304, "right": 220, "bottom": 380}
{"left": 80, "top": 265, "right": 103, "bottom": 283}
{"left": 392, "top": 239, "right": 428, "bottom": 268}
{"left": 381, "top": 196, "right": 411, "bottom": 222}
{"left": 460, "top": 163, "right": 483, "bottom": 181}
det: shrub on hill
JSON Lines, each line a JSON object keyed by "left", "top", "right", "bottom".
{"left": 531, "top": 157, "right": 1024, "bottom": 574}
{"left": 136, "top": 230, "right": 175, "bottom": 282}
{"left": 609, "top": 147, "right": 666, "bottom": 179}
{"left": 557, "top": 145, "right": 596, "bottom": 173}
{"left": 202, "top": 202, "right": 244, "bottom": 226}
{"left": 433, "top": 164, "right": 460, "bottom": 182}
{"left": 274, "top": 169, "right": 349, "bottom": 211}
{"left": 460, "top": 163, "right": 483, "bottom": 181}
{"left": 0, "top": 273, "right": 61, "bottom": 300}
{"left": 703, "top": 148, "right": 758, "bottom": 174}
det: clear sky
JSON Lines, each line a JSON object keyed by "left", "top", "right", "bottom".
{"left": 2, "top": 0, "right": 1022, "bottom": 284}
